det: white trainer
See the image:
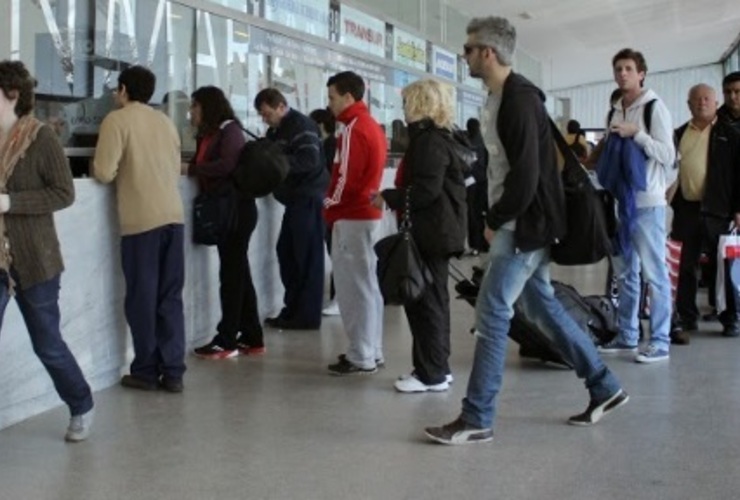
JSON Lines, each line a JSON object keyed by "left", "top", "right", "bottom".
{"left": 65, "top": 407, "right": 95, "bottom": 442}
{"left": 398, "top": 372, "right": 453, "bottom": 384}
{"left": 394, "top": 373, "right": 450, "bottom": 393}
{"left": 322, "top": 300, "right": 340, "bottom": 316}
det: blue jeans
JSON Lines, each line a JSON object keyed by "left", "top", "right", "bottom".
{"left": 0, "top": 272, "right": 93, "bottom": 416}
{"left": 613, "top": 206, "right": 671, "bottom": 350}
{"left": 461, "top": 229, "right": 621, "bottom": 429}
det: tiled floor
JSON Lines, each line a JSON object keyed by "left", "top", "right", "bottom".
{"left": 1, "top": 259, "right": 739, "bottom": 500}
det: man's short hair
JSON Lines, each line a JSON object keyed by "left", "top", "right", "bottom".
{"left": 254, "top": 88, "right": 287, "bottom": 110}
{"left": 612, "top": 48, "right": 648, "bottom": 74}
{"left": 326, "top": 71, "right": 365, "bottom": 102}
{"left": 118, "top": 65, "right": 156, "bottom": 103}
{"left": 466, "top": 16, "right": 516, "bottom": 66}
{"left": 723, "top": 71, "right": 740, "bottom": 88}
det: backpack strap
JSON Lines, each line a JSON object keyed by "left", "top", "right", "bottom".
{"left": 643, "top": 98, "right": 657, "bottom": 135}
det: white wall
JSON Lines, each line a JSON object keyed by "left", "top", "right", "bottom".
{"left": 551, "top": 64, "right": 725, "bottom": 129}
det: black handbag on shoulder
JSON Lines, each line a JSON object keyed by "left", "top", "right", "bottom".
{"left": 374, "top": 187, "right": 432, "bottom": 305}
{"left": 192, "top": 183, "right": 237, "bottom": 246}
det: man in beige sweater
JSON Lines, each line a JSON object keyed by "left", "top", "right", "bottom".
{"left": 93, "top": 66, "right": 187, "bottom": 393}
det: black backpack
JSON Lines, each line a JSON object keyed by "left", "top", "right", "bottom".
{"left": 233, "top": 129, "right": 290, "bottom": 198}
{"left": 553, "top": 281, "right": 618, "bottom": 345}
{"left": 549, "top": 119, "right": 612, "bottom": 266}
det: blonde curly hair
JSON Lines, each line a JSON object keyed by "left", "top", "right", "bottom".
{"left": 402, "top": 79, "right": 454, "bottom": 129}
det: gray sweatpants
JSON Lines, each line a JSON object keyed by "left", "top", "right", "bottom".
{"left": 332, "top": 219, "right": 384, "bottom": 369}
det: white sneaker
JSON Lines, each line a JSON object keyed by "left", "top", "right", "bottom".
{"left": 65, "top": 407, "right": 95, "bottom": 442}
{"left": 322, "top": 301, "right": 340, "bottom": 316}
{"left": 394, "top": 373, "right": 450, "bottom": 393}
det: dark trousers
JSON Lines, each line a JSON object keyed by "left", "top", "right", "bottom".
{"left": 121, "top": 224, "right": 186, "bottom": 383}
{"left": 467, "top": 182, "right": 489, "bottom": 252}
{"left": 672, "top": 197, "right": 737, "bottom": 326}
{"left": 214, "top": 198, "right": 262, "bottom": 348}
{"left": 403, "top": 256, "right": 451, "bottom": 385}
{"left": 0, "top": 272, "right": 93, "bottom": 416}
{"left": 276, "top": 196, "right": 325, "bottom": 326}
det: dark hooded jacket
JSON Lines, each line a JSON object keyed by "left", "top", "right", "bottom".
{"left": 486, "top": 72, "right": 566, "bottom": 252}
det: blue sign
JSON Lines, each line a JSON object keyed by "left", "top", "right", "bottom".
{"left": 433, "top": 46, "right": 457, "bottom": 81}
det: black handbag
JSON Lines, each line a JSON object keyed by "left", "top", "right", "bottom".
{"left": 374, "top": 187, "right": 433, "bottom": 305}
{"left": 192, "top": 184, "right": 237, "bottom": 246}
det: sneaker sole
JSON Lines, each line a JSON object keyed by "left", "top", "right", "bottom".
{"left": 238, "top": 347, "right": 266, "bottom": 356}
{"left": 193, "top": 351, "right": 239, "bottom": 360}
{"left": 597, "top": 348, "right": 638, "bottom": 355}
{"left": 328, "top": 368, "right": 378, "bottom": 376}
{"left": 635, "top": 355, "right": 670, "bottom": 364}
{"left": 394, "top": 382, "right": 449, "bottom": 393}
{"left": 424, "top": 429, "right": 493, "bottom": 445}
{"left": 568, "top": 391, "right": 630, "bottom": 427}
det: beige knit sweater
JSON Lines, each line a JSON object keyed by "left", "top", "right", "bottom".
{"left": 93, "top": 102, "right": 184, "bottom": 235}
{"left": 6, "top": 125, "right": 74, "bottom": 289}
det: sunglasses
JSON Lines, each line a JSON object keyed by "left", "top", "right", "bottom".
{"left": 463, "top": 44, "right": 489, "bottom": 55}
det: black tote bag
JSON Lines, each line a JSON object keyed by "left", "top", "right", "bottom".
{"left": 374, "top": 187, "right": 432, "bottom": 305}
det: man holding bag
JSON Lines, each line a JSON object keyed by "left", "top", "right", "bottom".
{"left": 671, "top": 84, "right": 740, "bottom": 341}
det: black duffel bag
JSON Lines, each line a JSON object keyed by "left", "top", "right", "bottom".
{"left": 233, "top": 130, "right": 290, "bottom": 198}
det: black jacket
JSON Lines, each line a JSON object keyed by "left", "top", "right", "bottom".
{"left": 486, "top": 72, "right": 566, "bottom": 251}
{"left": 672, "top": 119, "right": 740, "bottom": 220}
{"left": 718, "top": 105, "right": 740, "bottom": 134}
{"left": 383, "top": 120, "right": 467, "bottom": 258}
{"left": 267, "top": 109, "right": 329, "bottom": 203}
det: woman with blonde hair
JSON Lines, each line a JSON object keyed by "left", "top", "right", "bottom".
{"left": 372, "top": 79, "right": 467, "bottom": 392}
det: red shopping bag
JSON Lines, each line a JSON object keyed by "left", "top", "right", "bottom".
{"left": 641, "top": 238, "right": 683, "bottom": 317}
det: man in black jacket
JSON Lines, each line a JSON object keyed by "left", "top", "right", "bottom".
{"left": 425, "top": 16, "right": 627, "bottom": 445}
{"left": 719, "top": 72, "right": 740, "bottom": 133}
{"left": 671, "top": 83, "right": 740, "bottom": 342}
{"left": 255, "top": 89, "right": 329, "bottom": 329}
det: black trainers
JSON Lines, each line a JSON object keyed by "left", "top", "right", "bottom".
{"left": 568, "top": 389, "right": 629, "bottom": 426}
{"left": 336, "top": 353, "right": 384, "bottom": 368}
{"left": 328, "top": 356, "right": 377, "bottom": 376}
{"left": 424, "top": 416, "right": 493, "bottom": 445}
{"left": 194, "top": 341, "right": 238, "bottom": 359}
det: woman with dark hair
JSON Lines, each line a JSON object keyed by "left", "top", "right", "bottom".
{"left": 188, "top": 86, "right": 263, "bottom": 359}
{"left": 309, "top": 108, "right": 340, "bottom": 315}
{"left": 0, "top": 60, "right": 94, "bottom": 440}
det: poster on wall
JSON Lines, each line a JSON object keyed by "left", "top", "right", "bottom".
{"left": 264, "top": 0, "right": 330, "bottom": 39}
{"left": 338, "top": 4, "right": 385, "bottom": 59}
{"left": 432, "top": 45, "right": 457, "bottom": 81}
{"left": 393, "top": 28, "right": 426, "bottom": 71}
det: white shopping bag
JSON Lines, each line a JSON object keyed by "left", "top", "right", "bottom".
{"left": 715, "top": 230, "right": 740, "bottom": 313}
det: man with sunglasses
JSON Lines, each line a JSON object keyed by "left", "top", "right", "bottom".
{"left": 425, "top": 16, "right": 627, "bottom": 445}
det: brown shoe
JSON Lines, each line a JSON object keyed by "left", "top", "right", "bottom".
{"left": 121, "top": 374, "right": 158, "bottom": 391}
{"left": 670, "top": 330, "right": 691, "bottom": 345}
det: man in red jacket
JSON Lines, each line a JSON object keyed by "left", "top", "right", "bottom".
{"left": 324, "top": 71, "right": 387, "bottom": 375}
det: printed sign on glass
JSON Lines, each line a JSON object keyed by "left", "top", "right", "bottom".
{"left": 339, "top": 4, "right": 385, "bottom": 58}
{"left": 432, "top": 46, "right": 457, "bottom": 81}
{"left": 264, "top": 0, "right": 330, "bottom": 39}
{"left": 393, "top": 28, "right": 426, "bottom": 71}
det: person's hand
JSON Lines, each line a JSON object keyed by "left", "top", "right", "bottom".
{"left": 734, "top": 212, "right": 740, "bottom": 229}
{"left": 0, "top": 194, "right": 10, "bottom": 214}
{"left": 484, "top": 226, "right": 495, "bottom": 243}
{"left": 610, "top": 122, "right": 640, "bottom": 138}
{"left": 370, "top": 192, "right": 385, "bottom": 210}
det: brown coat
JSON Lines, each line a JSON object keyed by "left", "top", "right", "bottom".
{"left": 6, "top": 125, "right": 73, "bottom": 289}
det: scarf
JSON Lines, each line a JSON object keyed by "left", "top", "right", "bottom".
{"left": 0, "top": 115, "right": 44, "bottom": 290}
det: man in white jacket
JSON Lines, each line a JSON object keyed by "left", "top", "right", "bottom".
{"left": 598, "top": 48, "right": 676, "bottom": 363}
